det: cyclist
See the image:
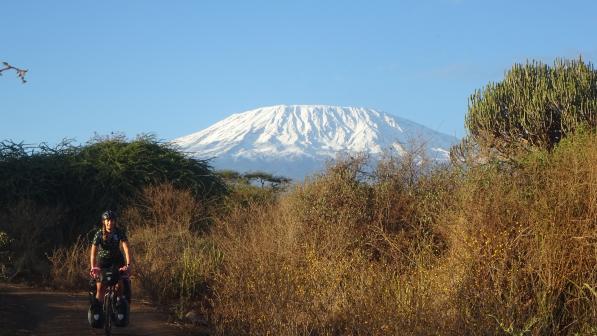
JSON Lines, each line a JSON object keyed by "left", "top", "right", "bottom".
{"left": 89, "top": 210, "right": 132, "bottom": 304}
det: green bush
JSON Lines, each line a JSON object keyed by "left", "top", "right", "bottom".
{"left": 463, "top": 58, "right": 597, "bottom": 157}
{"left": 0, "top": 134, "right": 226, "bottom": 281}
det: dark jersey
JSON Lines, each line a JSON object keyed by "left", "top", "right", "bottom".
{"left": 92, "top": 227, "right": 128, "bottom": 263}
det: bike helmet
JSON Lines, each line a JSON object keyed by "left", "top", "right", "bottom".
{"left": 102, "top": 210, "right": 116, "bottom": 221}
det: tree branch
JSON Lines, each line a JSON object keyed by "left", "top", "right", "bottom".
{"left": 0, "top": 62, "right": 28, "bottom": 83}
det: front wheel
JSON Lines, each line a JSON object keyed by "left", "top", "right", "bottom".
{"left": 103, "top": 292, "right": 112, "bottom": 336}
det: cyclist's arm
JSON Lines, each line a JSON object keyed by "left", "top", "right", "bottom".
{"left": 90, "top": 244, "right": 97, "bottom": 268}
{"left": 121, "top": 240, "right": 132, "bottom": 267}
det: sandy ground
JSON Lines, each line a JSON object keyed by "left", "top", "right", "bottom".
{"left": 0, "top": 282, "right": 209, "bottom": 336}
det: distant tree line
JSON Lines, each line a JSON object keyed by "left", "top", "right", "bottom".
{"left": 217, "top": 169, "right": 291, "bottom": 190}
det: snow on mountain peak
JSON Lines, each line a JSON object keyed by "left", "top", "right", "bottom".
{"left": 174, "top": 105, "right": 458, "bottom": 179}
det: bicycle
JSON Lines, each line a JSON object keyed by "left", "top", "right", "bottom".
{"left": 88, "top": 267, "right": 131, "bottom": 336}
{"left": 101, "top": 267, "right": 119, "bottom": 336}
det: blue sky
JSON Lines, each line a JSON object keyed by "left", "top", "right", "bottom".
{"left": 2, "top": 0, "right": 596, "bottom": 145}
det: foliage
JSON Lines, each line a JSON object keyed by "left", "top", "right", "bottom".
{"left": 211, "top": 154, "right": 457, "bottom": 335}
{"left": 122, "top": 184, "right": 221, "bottom": 318}
{"left": 243, "top": 170, "right": 291, "bottom": 189}
{"left": 0, "top": 135, "right": 226, "bottom": 280}
{"left": 76, "top": 134, "right": 226, "bottom": 210}
{"left": 46, "top": 131, "right": 596, "bottom": 334}
{"left": 5, "top": 57, "right": 596, "bottom": 335}
{"left": 463, "top": 57, "right": 597, "bottom": 157}
{"left": 448, "top": 130, "right": 597, "bottom": 334}
{"left": 0, "top": 230, "right": 14, "bottom": 279}
{"left": 209, "top": 131, "right": 596, "bottom": 335}
{"left": 217, "top": 169, "right": 291, "bottom": 191}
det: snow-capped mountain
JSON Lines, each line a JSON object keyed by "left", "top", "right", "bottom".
{"left": 173, "top": 105, "right": 458, "bottom": 180}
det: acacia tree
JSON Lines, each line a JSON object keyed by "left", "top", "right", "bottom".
{"left": 0, "top": 62, "right": 27, "bottom": 83}
{"left": 243, "top": 171, "right": 291, "bottom": 189}
{"left": 462, "top": 58, "right": 597, "bottom": 158}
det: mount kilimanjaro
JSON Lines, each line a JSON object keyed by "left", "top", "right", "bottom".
{"left": 173, "top": 105, "right": 458, "bottom": 180}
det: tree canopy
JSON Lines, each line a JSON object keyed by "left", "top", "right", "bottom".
{"left": 0, "top": 135, "right": 227, "bottom": 238}
{"left": 464, "top": 58, "right": 597, "bottom": 157}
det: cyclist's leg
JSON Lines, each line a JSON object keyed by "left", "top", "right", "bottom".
{"left": 96, "top": 281, "right": 104, "bottom": 302}
{"left": 97, "top": 259, "right": 112, "bottom": 302}
{"left": 115, "top": 254, "right": 126, "bottom": 299}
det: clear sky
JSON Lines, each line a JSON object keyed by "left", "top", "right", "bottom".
{"left": 2, "top": 0, "right": 596, "bottom": 146}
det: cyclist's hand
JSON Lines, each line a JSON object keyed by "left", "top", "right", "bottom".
{"left": 119, "top": 264, "right": 130, "bottom": 274}
{"left": 90, "top": 267, "right": 100, "bottom": 279}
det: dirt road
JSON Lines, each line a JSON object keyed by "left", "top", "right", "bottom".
{"left": 0, "top": 282, "right": 207, "bottom": 336}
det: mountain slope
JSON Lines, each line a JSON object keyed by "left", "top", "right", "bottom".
{"left": 173, "top": 105, "right": 458, "bottom": 179}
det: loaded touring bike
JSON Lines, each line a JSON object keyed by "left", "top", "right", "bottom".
{"left": 89, "top": 266, "right": 131, "bottom": 335}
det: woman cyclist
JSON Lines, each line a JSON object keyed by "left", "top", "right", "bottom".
{"left": 89, "top": 210, "right": 132, "bottom": 304}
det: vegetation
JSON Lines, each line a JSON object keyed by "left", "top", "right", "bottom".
{"left": 2, "top": 57, "right": 596, "bottom": 335}
{"left": 463, "top": 58, "right": 597, "bottom": 158}
{"left": 0, "top": 134, "right": 225, "bottom": 281}
{"left": 218, "top": 169, "right": 291, "bottom": 190}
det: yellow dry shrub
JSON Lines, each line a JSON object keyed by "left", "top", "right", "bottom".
{"left": 123, "top": 183, "right": 220, "bottom": 318}
{"left": 447, "top": 131, "right": 597, "bottom": 335}
{"left": 210, "top": 154, "right": 455, "bottom": 335}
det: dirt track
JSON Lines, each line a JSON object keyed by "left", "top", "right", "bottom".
{"left": 0, "top": 282, "right": 208, "bottom": 336}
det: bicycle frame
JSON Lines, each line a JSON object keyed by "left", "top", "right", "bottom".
{"left": 100, "top": 268, "right": 121, "bottom": 336}
{"left": 103, "top": 283, "right": 116, "bottom": 335}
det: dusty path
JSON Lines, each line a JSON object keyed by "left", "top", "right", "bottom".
{"left": 0, "top": 282, "right": 207, "bottom": 336}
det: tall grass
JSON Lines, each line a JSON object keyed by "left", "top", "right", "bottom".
{"left": 447, "top": 131, "right": 597, "bottom": 335}
{"left": 48, "top": 235, "right": 88, "bottom": 289}
{"left": 123, "top": 184, "right": 221, "bottom": 318}
{"left": 209, "top": 132, "right": 596, "bottom": 335}
{"left": 210, "top": 154, "right": 457, "bottom": 335}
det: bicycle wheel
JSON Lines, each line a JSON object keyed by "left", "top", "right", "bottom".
{"left": 103, "top": 290, "right": 112, "bottom": 336}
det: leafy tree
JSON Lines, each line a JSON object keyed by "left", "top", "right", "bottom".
{"left": 463, "top": 57, "right": 597, "bottom": 157}
{"left": 76, "top": 134, "right": 227, "bottom": 210}
{"left": 216, "top": 169, "right": 245, "bottom": 184}
{"left": 243, "top": 171, "right": 273, "bottom": 188}
{"left": 268, "top": 175, "right": 292, "bottom": 191}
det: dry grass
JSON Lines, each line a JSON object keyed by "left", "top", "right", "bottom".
{"left": 42, "top": 132, "right": 596, "bottom": 335}
{"left": 48, "top": 235, "right": 88, "bottom": 289}
{"left": 209, "top": 132, "right": 596, "bottom": 335}
{"left": 122, "top": 183, "right": 221, "bottom": 318}
{"left": 210, "top": 154, "right": 457, "bottom": 335}
{"left": 446, "top": 131, "right": 597, "bottom": 335}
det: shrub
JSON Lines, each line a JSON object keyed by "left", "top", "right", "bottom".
{"left": 448, "top": 130, "right": 597, "bottom": 334}
{"left": 123, "top": 184, "right": 221, "bottom": 318}
{"left": 463, "top": 58, "right": 597, "bottom": 158}
{"left": 210, "top": 154, "right": 456, "bottom": 335}
{"left": 48, "top": 236, "right": 88, "bottom": 290}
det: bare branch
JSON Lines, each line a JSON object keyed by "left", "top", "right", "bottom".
{"left": 0, "top": 61, "right": 28, "bottom": 83}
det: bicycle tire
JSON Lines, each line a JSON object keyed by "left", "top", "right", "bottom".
{"left": 104, "top": 289, "right": 112, "bottom": 336}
